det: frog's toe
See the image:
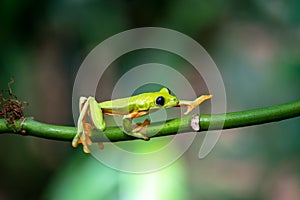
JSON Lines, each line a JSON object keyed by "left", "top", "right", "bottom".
{"left": 131, "top": 128, "right": 148, "bottom": 138}
{"left": 72, "top": 137, "right": 80, "bottom": 148}
{"left": 77, "top": 122, "right": 94, "bottom": 153}
{"left": 83, "top": 145, "right": 90, "bottom": 153}
{"left": 132, "top": 119, "right": 150, "bottom": 140}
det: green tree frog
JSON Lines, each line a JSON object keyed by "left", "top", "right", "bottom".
{"left": 72, "top": 88, "right": 212, "bottom": 153}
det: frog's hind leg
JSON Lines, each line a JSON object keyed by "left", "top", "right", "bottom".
{"left": 72, "top": 97, "right": 88, "bottom": 148}
{"left": 72, "top": 96, "right": 106, "bottom": 153}
{"left": 122, "top": 111, "right": 150, "bottom": 141}
{"left": 133, "top": 119, "right": 151, "bottom": 137}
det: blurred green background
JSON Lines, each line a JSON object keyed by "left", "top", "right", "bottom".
{"left": 1, "top": 0, "right": 300, "bottom": 199}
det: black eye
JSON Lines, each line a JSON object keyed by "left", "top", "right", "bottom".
{"left": 156, "top": 96, "right": 165, "bottom": 106}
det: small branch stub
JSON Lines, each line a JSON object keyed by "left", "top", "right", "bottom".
{"left": 190, "top": 115, "right": 200, "bottom": 131}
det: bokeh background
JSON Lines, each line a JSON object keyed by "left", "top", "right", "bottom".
{"left": 1, "top": 0, "right": 300, "bottom": 199}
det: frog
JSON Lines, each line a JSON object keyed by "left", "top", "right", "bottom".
{"left": 72, "top": 87, "right": 212, "bottom": 153}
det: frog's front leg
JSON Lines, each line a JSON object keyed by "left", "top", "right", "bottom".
{"left": 179, "top": 95, "right": 213, "bottom": 115}
{"left": 72, "top": 96, "right": 106, "bottom": 153}
{"left": 122, "top": 111, "right": 150, "bottom": 141}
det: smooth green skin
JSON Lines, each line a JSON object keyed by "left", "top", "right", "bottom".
{"left": 96, "top": 87, "right": 179, "bottom": 138}
{"left": 100, "top": 88, "right": 179, "bottom": 113}
{"left": 90, "top": 87, "right": 179, "bottom": 134}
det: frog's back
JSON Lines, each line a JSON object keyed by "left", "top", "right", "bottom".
{"left": 99, "top": 93, "right": 155, "bottom": 114}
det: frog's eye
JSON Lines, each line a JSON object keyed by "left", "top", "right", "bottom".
{"left": 156, "top": 96, "right": 165, "bottom": 106}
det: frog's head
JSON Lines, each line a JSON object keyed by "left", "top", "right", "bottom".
{"left": 154, "top": 87, "right": 179, "bottom": 109}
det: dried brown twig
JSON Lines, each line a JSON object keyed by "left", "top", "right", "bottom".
{"left": 0, "top": 78, "right": 27, "bottom": 129}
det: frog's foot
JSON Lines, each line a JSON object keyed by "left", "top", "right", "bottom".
{"left": 75, "top": 122, "right": 104, "bottom": 152}
{"left": 72, "top": 123, "right": 92, "bottom": 153}
{"left": 81, "top": 122, "right": 94, "bottom": 153}
{"left": 132, "top": 119, "right": 151, "bottom": 140}
{"left": 180, "top": 95, "right": 213, "bottom": 115}
{"left": 83, "top": 122, "right": 106, "bottom": 152}
{"left": 123, "top": 117, "right": 150, "bottom": 141}
{"left": 72, "top": 120, "right": 86, "bottom": 149}
{"left": 73, "top": 96, "right": 106, "bottom": 153}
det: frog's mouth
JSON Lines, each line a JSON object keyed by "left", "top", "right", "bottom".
{"left": 164, "top": 98, "right": 179, "bottom": 108}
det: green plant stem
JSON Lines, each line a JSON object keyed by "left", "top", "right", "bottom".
{"left": 1, "top": 100, "right": 300, "bottom": 143}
